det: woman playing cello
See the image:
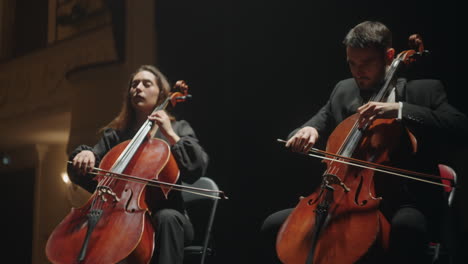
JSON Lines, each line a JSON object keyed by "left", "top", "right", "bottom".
{"left": 67, "top": 65, "right": 209, "bottom": 264}
{"left": 261, "top": 21, "right": 468, "bottom": 263}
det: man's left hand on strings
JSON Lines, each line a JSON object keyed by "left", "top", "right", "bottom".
{"left": 357, "top": 101, "right": 400, "bottom": 127}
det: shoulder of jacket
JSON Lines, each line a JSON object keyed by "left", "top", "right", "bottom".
{"left": 331, "top": 78, "right": 357, "bottom": 95}
{"left": 336, "top": 78, "right": 355, "bottom": 87}
{"left": 406, "top": 79, "right": 442, "bottom": 87}
{"left": 172, "top": 119, "right": 192, "bottom": 131}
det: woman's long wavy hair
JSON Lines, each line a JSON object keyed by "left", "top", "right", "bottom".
{"left": 101, "top": 65, "right": 173, "bottom": 133}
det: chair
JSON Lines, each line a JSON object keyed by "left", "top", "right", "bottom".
{"left": 182, "top": 177, "right": 220, "bottom": 264}
{"left": 428, "top": 164, "right": 457, "bottom": 264}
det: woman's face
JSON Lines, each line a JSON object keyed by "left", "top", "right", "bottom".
{"left": 129, "top": 70, "right": 160, "bottom": 114}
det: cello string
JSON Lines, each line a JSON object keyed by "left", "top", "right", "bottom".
{"left": 95, "top": 97, "right": 171, "bottom": 199}
{"left": 99, "top": 98, "right": 170, "bottom": 190}
{"left": 87, "top": 169, "right": 109, "bottom": 210}
{"left": 105, "top": 93, "right": 182, "bottom": 185}
{"left": 104, "top": 121, "right": 150, "bottom": 186}
{"left": 324, "top": 119, "right": 358, "bottom": 170}
{"left": 329, "top": 119, "right": 362, "bottom": 173}
{"left": 325, "top": 113, "right": 369, "bottom": 175}
{"left": 327, "top": 60, "right": 401, "bottom": 173}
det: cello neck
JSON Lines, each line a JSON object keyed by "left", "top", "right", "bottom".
{"left": 372, "top": 58, "right": 402, "bottom": 103}
{"left": 110, "top": 97, "right": 172, "bottom": 174}
{"left": 336, "top": 56, "right": 403, "bottom": 158}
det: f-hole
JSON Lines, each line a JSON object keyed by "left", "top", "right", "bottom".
{"left": 354, "top": 175, "right": 367, "bottom": 206}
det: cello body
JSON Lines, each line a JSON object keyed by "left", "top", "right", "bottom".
{"left": 46, "top": 138, "right": 180, "bottom": 264}
{"left": 276, "top": 114, "right": 416, "bottom": 264}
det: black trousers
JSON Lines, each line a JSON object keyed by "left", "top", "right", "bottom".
{"left": 260, "top": 205, "right": 432, "bottom": 264}
{"left": 150, "top": 208, "right": 194, "bottom": 264}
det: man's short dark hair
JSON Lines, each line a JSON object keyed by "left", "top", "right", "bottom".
{"left": 343, "top": 21, "right": 392, "bottom": 51}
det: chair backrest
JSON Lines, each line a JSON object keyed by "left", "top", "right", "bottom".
{"left": 428, "top": 164, "right": 458, "bottom": 263}
{"left": 438, "top": 164, "right": 457, "bottom": 207}
{"left": 182, "top": 177, "right": 219, "bottom": 263}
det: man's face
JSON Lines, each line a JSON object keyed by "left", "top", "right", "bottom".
{"left": 346, "top": 46, "right": 392, "bottom": 90}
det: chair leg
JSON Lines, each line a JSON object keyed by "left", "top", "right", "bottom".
{"left": 428, "top": 242, "right": 440, "bottom": 263}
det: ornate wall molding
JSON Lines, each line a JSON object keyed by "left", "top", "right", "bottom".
{"left": 0, "top": 25, "right": 118, "bottom": 121}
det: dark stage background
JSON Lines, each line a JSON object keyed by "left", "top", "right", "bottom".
{"left": 155, "top": 1, "right": 466, "bottom": 263}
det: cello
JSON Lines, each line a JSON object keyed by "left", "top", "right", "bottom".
{"left": 46, "top": 81, "right": 226, "bottom": 264}
{"left": 276, "top": 35, "right": 455, "bottom": 263}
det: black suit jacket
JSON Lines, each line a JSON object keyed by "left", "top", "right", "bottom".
{"left": 290, "top": 78, "right": 468, "bottom": 141}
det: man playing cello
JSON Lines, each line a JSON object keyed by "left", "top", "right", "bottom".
{"left": 261, "top": 21, "right": 468, "bottom": 264}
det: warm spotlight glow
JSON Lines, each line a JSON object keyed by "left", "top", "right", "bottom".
{"left": 1, "top": 154, "right": 11, "bottom": 165}
{"left": 61, "top": 172, "right": 70, "bottom": 184}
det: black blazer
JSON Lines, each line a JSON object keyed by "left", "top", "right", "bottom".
{"left": 290, "top": 78, "right": 468, "bottom": 141}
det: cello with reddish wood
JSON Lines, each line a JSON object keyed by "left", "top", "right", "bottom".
{"left": 46, "top": 81, "right": 191, "bottom": 264}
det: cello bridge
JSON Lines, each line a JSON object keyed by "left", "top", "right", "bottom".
{"left": 323, "top": 174, "right": 350, "bottom": 193}
{"left": 97, "top": 186, "right": 121, "bottom": 202}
